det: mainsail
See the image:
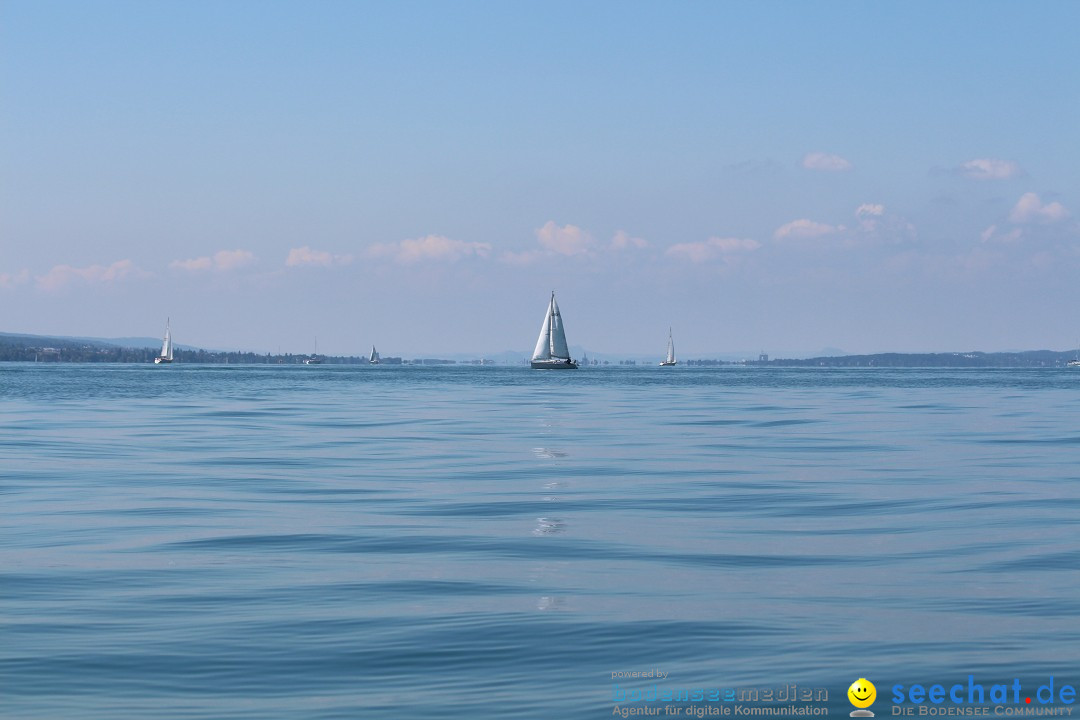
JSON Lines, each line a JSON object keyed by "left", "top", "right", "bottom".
{"left": 161, "top": 319, "right": 173, "bottom": 361}
{"left": 660, "top": 327, "right": 676, "bottom": 366}
{"left": 154, "top": 318, "right": 174, "bottom": 364}
{"left": 549, "top": 297, "right": 570, "bottom": 359}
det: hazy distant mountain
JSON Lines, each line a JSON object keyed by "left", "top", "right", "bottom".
{"left": 97, "top": 336, "right": 162, "bottom": 349}
{"left": 0, "top": 331, "right": 196, "bottom": 351}
{"left": 771, "top": 350, "right": 1076, "bottom": 368}
{"left": 0, "top": 331, "right": 116, "bottom": 348}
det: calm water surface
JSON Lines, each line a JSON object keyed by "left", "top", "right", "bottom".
{"left": 2, "top": 365, "right": 1078, "bottom": 718}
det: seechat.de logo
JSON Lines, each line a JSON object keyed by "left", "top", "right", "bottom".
{"left": 848, "top": 678, "right": 877, "bottom": 717}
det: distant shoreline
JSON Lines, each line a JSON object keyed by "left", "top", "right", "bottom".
{"left": 1, "top": 333, "right": 1077, "bottom": 368}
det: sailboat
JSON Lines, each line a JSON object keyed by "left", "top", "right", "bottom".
{"left": 154, "top": 318, "right": 174, "bottom": 364}
{"left": 531, "top": 292, "right": 578, "bottom": 369}
{"left": 660, "top": 327, "right": 676, "bottom": 366}
{"left": 1068, "top": 341, "right": 1080, "bottom": 367}
{"left": 303, "top": 337, "right": 323, "bottom": 364}
{"left": 369, "top": 345, "right": 380, "bottom": 364}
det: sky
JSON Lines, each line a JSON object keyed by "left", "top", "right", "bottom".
{"left": 2, "top": 0, "right": 1079, "bottom": 358}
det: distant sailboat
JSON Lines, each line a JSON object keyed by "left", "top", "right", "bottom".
{"left": 303, "top": 337, "right": 323, "bottom": 364}
{"left": 154, "top": 319, "right": 174, "bottom": 364}
{"left": 1069, "top": 341, "right": 1080, "bottom": 367}
{"left": 660, "top": 327, "right": 676, "bottom": 366}
{"left": 531, "top": 292, "right": 578, "bottom": 369}
{"left": 369, "top": 345, "right": 380, "bottom": 364}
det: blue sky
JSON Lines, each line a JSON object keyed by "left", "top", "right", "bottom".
{"left": 2, "top": 1, "right": 1078, "bottom": 357}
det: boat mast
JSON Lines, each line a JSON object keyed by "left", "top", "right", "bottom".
{"left": 549, "top": 292, "right": 556, "bottom": 357}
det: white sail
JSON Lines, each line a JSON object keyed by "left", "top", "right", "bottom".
{"left": 660, "top": 327, "right": 676, "bottom": 365}
{"left": 532, "top": 300, "right": 553, "bottom": 360}
{"left": 549, "top": 296, "right": 570, "bottom": 359}
{"left": 369, "top": 345, "right": 380, "bottom": 363}
{"left": 530, "top": 292, "right": 577, "bottom": 369}
{"left": 161, "top": 320, "right": 173, "bottom": 361}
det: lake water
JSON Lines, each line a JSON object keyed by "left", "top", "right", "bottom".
{"left": 2, "top": 364, "right": 1078, "bottom": 718}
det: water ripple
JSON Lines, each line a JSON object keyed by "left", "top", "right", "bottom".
{"left": 3, "top": 364, "right": 1078, "bottom": 719}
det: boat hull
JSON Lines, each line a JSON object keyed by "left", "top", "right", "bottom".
{"left": 659, "top": 361, "right": 676, "bottom": 366}
{"left": 531, "top": 359, "right": 578, "bottom": 369}
{"left": 153, "top": 357, "right": 172, "bottom": 364}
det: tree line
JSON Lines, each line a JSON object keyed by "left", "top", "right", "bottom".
{"left": 0, "top": 337, "right": 371, "bottom": 364}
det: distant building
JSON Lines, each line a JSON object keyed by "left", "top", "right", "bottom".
{"left": 35, "top": 348, "right": 61, "bottom": 362}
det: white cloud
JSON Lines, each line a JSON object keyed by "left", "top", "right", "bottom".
{"left": 170, "top": 257, "right": 213, "bottom": 271}
{"left": 498, "top": 225, "right": 646, "bottom": 264}
{"left": 802, "top": 152, "right": 853, "bottom": 172}
{"left": 171, "top": 249, "right": 256, "bottom": 272}
{"left": 499, "top": 249, "right": 544, "bottom": 266}
{"left": 369, "top": 234, "right": 491, "bottom": 263}
{"left": 1, "top": 269, "right": 29, "bottom": 288}
{"left": 774, "top": 206, "right": 912, "bottom": 248}
{"left": 959, "top": 158, "right": 1021, "bottom": 180}
{"left": 774, "top": 219, "right": 842, "bottom": 240}
{"left": 1009, "top": 192, "right": 1070, "bottom": 224}
{"left": 212, "top": 249, "right": 256, "bottom": 270}
{"left": 980, "top": 224, "right": 1024, "bottom": 244}
{"left": 536, "top": 221, "right": 594, "bottom": 255}
{"left": 285, "top": 246, "right": 353, "bottom": 267}
{"left": 666, "top": 236, "right": 760, "bottom": 263}
{"left": 855, "top": 204, "right": 886, "bottom": 232}
{"left": 36, "top": 259, "right": 144, "bottom": 291}
{"left": 611, "top": 230, "right": 648, "bottom": 250}
{"left": 503, "top": 224, "right": 637, "bottom": 263}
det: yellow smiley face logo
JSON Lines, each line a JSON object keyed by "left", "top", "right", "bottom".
{"left": 848, "top": 678, "right": 876, "bottom": 709}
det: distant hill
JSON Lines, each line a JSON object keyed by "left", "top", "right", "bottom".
{"left": 766, "top": 350, "right": 1077, "bottom": 368}
{"left": 0, "top": 331, "right": 116, "bottom": 348}
{"left": 0, "top": 331, "right": 148, "bottom": 362}
{"left": 0, "top": 332, "right": 172, "bottom": 349}
{"left": 95, "top": 336, "right": 165, "bottom": 349}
